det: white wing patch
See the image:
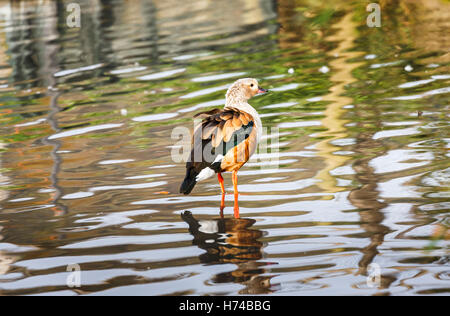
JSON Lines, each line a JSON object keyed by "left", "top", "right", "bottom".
{"left": 196, "top": 167, "right": 215, "bottom": 182}
{"left": 198, "top": 220, "right": 219, "bottom": 234}
{"left": 213, "top": 154, "right": 224, "bottom": 163}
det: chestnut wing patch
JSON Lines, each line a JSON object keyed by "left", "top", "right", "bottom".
{"left": 191, "top": 108, "right": 254, "bottom": 169}
{"left": 181, "top": 108, "right": 256, "bottom": 194}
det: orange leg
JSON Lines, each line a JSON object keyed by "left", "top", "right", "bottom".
{"left": 218, "top": 173, "right": 225, "bottom": 194}
{"left": 220, "top": 193, "right": 225, "bottom": 218}
{"left": 232, "top": 170, "right": 239, "bottom": 218}
{"left": 218, "top": 173, "right": 225, "bottom": 217}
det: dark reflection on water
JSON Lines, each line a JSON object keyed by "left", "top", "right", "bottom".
{"left": 181, "top": 211, "right": 276, "bottom": 294}
{"left": 0, "top": 0, "right": 448, "bottom": 295}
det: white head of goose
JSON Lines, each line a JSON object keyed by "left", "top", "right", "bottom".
{"left": 180, "top": 78, "right": 268, "bottom": 218}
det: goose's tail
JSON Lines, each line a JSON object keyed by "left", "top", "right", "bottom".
{"left": 179, "top": 167, "right": 198, "bottom": 195}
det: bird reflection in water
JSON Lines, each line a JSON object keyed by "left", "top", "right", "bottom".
{"left": 181, "top": 211, "right": 278, "bottom": 294}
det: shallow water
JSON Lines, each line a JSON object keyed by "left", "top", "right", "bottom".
{"left": 0, "top": 0, "right": 449, "bottom": 295}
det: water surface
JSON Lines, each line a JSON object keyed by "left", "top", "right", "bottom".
{"left": 0, "top": 0, "right": 449, "bottom": 295}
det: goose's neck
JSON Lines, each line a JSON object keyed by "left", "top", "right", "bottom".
{"left": 225, "top": 98, "right": 256, "bottom": 115}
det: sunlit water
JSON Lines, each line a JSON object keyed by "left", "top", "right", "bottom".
{"left": 0, "top": 0, "right": 449, "bottom": 295}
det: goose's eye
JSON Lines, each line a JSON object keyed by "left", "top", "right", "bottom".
{"left": 250, "top": 83, "right": 254, "bottom": 87}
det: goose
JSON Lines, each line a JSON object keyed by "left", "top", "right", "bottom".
{"left": 180, "top": 78, "right": 268, "bottom": 218}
